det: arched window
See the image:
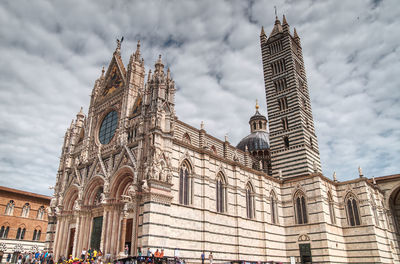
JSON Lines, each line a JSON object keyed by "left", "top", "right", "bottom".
{"left": 346, "top": 194, "right": 361, "bottom": 226}
{"left": 37, "top": 206, "right": 45, "bottom": 220}
{"left": 3, "top": 226, "right": 9, "bottom": 238}
{"left": 294, "top": 191, "right": 308, "bottom": 224}
{"left": 271, "top": 191, "right": 278, "bottom": 224}
{"left": 4, "top": 200, "right": 15, "bottom": 215}
{"left": 16, "top": 227, "right": 21, "bottom": 239}
{"left": 328, "top": 192, "right": 336, "bottom": 224}
{"left": 246, "top": 183, "right": 255, "bottom": 219}
{"left": 16, "top": 227, "right": 26, "bottom": 240}
{"left": 32, "top": 229, "right": 41, "bottom": 241}
{"left": 179, "top": 160, "right": 192, "bottom": 205}
{"left": 216, "top": 173, "right": 227, "bottom": 213}
{"left": 0, "top": 226, "right": 4, "bottom": 238}
{"left": 21, "top": 203, "right": 30, "bottom": 217}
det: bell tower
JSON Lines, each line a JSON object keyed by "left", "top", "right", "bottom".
{"left": 260, "top": 15, "right": 321, "bottom": 178}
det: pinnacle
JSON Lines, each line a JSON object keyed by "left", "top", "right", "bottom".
{"left": 282, "top": 14, "right": 288, "bottom": 25}
{"left": 260, "top": 26, "right": 265, "bottom": 36}
{"left": 294, "top": 27, "right": 299, "bottom": 38}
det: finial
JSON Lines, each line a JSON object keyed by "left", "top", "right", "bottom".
{"left": 274, "top": 6, "right": 277, "bottom": 17}
{"left": 101, "top": 66, "right": 105, "bottom": 77}
{"left": 167, "top": 67, "right": 171, "bottom": 80}
{"left": 200, "top": 121, "right": 204, "bottom": 130}
{"left": 224, "top": 134, "right": 228, "bottom": 142}
{"left": 358, "top": 166, "right": 363, "bottom": 178}
{"left": 78, "top": 107, "right": 84, "bottom": 116}
{"left": 333, "top": 171, "right": 337, "bottom": 182}
{"left": 135, "top": 40, "right": 141, "bottom": 60}
{"left": 255, "top": 99, "right": 259, "bottom": 110}
{"left": 372, "top": 175, "right": 376, "bottom": 185}
{"left": 116, "top": 36, "right": 124, "bottom": 52}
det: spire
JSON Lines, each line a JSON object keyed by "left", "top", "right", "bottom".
{"left": 270, "top": 16, "right": 283, "bottom": 37}
{"left": 147, "top": 69, "right": 152, "bottom": 82}
{"left": 167, "top": 67, "right": 171, "bottom": 80}
{"left": 135, "top": 40, "right": 141, "bottom": 61}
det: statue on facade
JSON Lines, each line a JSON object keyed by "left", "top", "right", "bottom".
{"left": 73, "top": 200, "right": 81, "bottom": 211}
{"left": 100, "top": 192, "right": 106, "bottom": 204}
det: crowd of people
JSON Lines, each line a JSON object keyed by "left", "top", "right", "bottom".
{"left": 5, "top": 251, "right": 54, "bottom": 264}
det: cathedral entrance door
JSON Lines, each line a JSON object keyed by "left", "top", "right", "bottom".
{"left": 90, "top": 216, "right": 103, "bottom": 250}
{"left": 67, "top": 228, "right": 76, "bottom": 257}
{"left": 299, "top": 243, "right": 312, "bottom": 264}
{"left": 125, "top": 218, "right": 133, "bottom": 255}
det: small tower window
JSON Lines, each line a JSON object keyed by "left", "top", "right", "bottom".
{"left": 283, "top": 136, "right": 289, "bottom": 148}
{"left": 253, "top": 122, "right": 257, "bottom": 130}
{"left": 281, "top": 117, "right": 289, "bottom": 130}
{"left": 278, "top": 97, "right": 288, "bottom": 111}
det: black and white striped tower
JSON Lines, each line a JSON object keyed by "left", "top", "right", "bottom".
{"left": 260, "top": 15, "right": 321, "bottom": 178}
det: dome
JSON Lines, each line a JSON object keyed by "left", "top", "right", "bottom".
{"left": 249, "top": 110, "right": 267, "bottom": 122}
{"left": 236, "top": 131, "right": 270, "bottom": 152}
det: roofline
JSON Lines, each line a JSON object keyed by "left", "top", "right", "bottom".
{"left": 370, "top": 173, "right": 400, "bottom": 183}
{"left": 0, "top": 185, "right": 52, "bottom": 201}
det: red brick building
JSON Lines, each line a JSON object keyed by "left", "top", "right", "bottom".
{"left": 0, "top": 186, "right": 50, "bottom": 263}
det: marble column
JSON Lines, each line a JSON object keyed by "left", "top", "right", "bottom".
{"left": 72, "top": 215, "right": 80, "bottom": 258}
{"left": 100, "top": 208, "right": 109, "bottom": 253}
{"left": 54, "top": 216, "right": 62, "bottom": 259}
{"left": 119, "top": 214, "right": 128, "bottom": 254}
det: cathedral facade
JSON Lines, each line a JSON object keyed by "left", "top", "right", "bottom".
{"left": 49, "top": 16, "right": 400, "bottom": 263}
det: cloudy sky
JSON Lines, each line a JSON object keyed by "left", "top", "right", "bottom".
{"left": 0, "top": 0, "right": 399, "bottom": 196}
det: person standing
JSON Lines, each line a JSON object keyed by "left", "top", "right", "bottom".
{"left": 201, "top": 252, "right": 205, "bottom": 264}
{"left": 208, "top": 252, "right": 213, "bottom": 264}
{"left": 81, "top": 248, "right": 87, "bottom": 261}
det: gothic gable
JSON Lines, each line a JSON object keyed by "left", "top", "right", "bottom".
{"left": 101, "top": 55, "right": 126, "bottom": 97}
